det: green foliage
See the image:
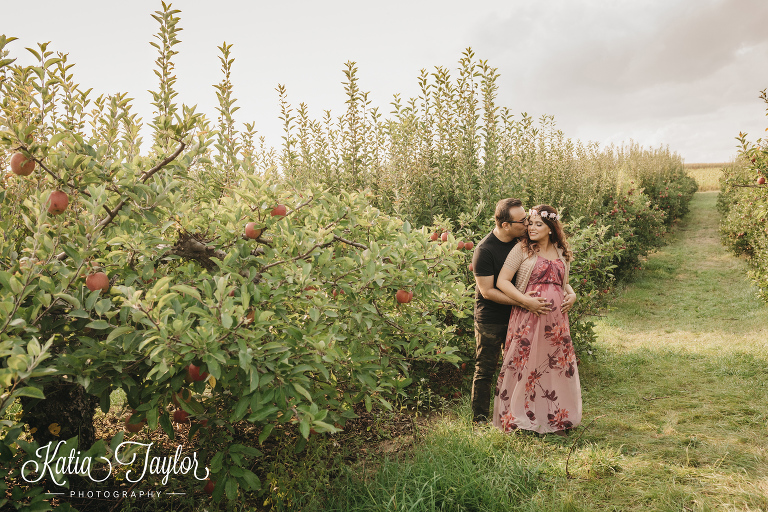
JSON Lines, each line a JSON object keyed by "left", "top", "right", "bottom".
{"left": 718, "top": 87, "right": 768, "bottom": 301}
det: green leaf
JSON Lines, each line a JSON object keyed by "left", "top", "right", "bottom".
{"left": 293, "top": 383, "right": 312, "bottom": 402}
{"left": 13, "top": 386, "right": 45, "bottom": 400}
{"left": 170, "top": 284, "right": 201, "bottom": 301}
{"left": 225, "top": 477, "right": 238, "bottom": 500}
{"left": 49, "top": 132, "right": 68, "bottom": 146}
{"left": 258, "top": 424, "right": 274, "bottom": 444}
{"left": 249, "top": 370, "right": 259, "bottom": 392}
{"left": 299, "top": 419, "right": 310, "bottom": 439}
{"left": 241, "top": 469, "right": 261, "bottom": 491}
{"left": 211, "top": 451, "right": 225, "bottom": 473}
{"left": 27, "top": 338, "right": 41, "bottom": 357}
{"left": 159, "top": 413, "right": 174, "bottom": 438}
{"left": 107, "top": 326, "right": 134, "bottom": 342}
{"left": 54, "top": 293, "right": 80, "bottom": 309}
{"left": 232, "top": 397, "right": 249, "bottom": 422}
{"left": 100, "top": 390, "right": 111, "bottom": 414}
{"left": 85, "top": 320, "right": 110, "bottom": 330}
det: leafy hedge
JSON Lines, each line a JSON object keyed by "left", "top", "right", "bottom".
{"left": 718, "top": 88, "right": 768, "bottom": 301}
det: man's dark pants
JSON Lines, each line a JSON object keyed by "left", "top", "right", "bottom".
{"left": 471, "top": 321, "right": 508, "bottom": 423}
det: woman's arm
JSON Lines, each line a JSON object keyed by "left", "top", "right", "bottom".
{"left": 497, "top": 264, "right": 551, "bottom": 315}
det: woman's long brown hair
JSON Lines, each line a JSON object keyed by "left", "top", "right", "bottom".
{"left": 522, "top": 204, "right": 573, "bottom": 262}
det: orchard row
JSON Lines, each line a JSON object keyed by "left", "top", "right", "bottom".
{"left": 0, "top": 6, "right": 697, "bottom": 508}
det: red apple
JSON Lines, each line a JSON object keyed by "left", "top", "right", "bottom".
{"left": 464, "top": 241, "right": 474, "bottom": 250}
{"left": 199, "top": 418, "right": 209, "bottom": 428}
{"left": 186, "top": 364, "right": 208, "bottom": 383}
{"left": 173, "top": 409, "right": 189, "bottom": 424}
{"left": 430, "top": 232, "right": 439, "bottom": 241}
{"left": 457, "top": 241, "right": 465, "bottom": 250}
{"left": 468, "top": 264, "right": 474, "bottom": 272}
{"left": 440, "top": 232, "right": 448, "bottom": 242}
{"left": 124, "top": 412, "right": 146, "bottom": 433}
{"left": 271, "top": 204, "right": 287, "bottom": 217}
{"left": 395, "top": 290, "right": 412, "bottom": 304}
{"left": 47, "top": 190, "right": 69, "bottom": 215}
{"left": 85, "top": 272, "right": 110, "bottom": 292}
{"left": 758, "top": 177, "right": 766, "bottom": 185}
{"left": 461, "top": 363, "right": 467, "bottom": 371}
{"left": 204, "top": 479, "right": 215, "bottom": 495}
{"left": 245, "top": 222, "right": 263, "bottom": 239}
{"left": 10, "top": 152, "right": 35, "bottom": 176}
{"left": 245, "top": 309, "right": 255, "bottom": 324}
{"left": 172, "top": 388, "right": 192, "bottom": 406}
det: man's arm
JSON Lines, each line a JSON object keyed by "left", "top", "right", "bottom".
{"left": 475, "top": 274, "right": 552, "bottom": 313}
{"left": 562, "top": 284, "right": 577, "bottom": 313}
{"left": 475, "top": 274, "right": 521, "bottom": 306}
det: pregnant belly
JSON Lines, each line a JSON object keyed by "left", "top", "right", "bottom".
{"left": 527, "top": 282, "right": 563, "bottom": 308}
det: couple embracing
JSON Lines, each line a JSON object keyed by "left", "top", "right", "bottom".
{"left": 471, "top": 198, "right": 581, "bottom": 436}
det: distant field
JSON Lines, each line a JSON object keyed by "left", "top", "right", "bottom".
{"left": 684, "top": 162, "right": 725, "bottom": 192}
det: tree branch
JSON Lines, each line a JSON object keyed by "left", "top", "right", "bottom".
{"left": 97, "top": 142, "right": 186, "bottom": 230}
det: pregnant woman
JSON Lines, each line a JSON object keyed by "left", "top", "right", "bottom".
{"left": 492, "top": 204, "right": 582, "bottom": 436}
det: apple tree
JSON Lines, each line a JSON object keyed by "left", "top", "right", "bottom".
{"left": 0, "top": 10, "right": 472, "bottom": 506}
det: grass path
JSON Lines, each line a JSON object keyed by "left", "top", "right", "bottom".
{"left": 317, "top": 191, "right": 768, "bottom": 512}
{"left": 574, "top": 190, "right": 768, "bottom": 510}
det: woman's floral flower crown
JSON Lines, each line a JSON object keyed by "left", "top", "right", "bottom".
{"left": 529, "top": 209, "right": 558, "bottom": 221}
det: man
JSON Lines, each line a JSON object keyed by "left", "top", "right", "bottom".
{"left": 470, "top": 198, "right": 575, "bottom": 424}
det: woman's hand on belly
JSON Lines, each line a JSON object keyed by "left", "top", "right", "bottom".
{"left": 523, "top": 290, "right": 553, "bottom": 316}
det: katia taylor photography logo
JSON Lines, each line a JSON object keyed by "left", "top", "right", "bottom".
{"left": 21, "top": 440, "right": 210, "bottom": 489}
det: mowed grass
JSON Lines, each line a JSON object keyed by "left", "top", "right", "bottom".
{"left": 310, "top": 191, "right": 768, "bottom": 512}
{"left": 685, "top": 164, "right": 725, "bottom": 192}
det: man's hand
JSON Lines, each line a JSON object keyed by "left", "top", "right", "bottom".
{"left": 524, "top": 291, "right": 552, "bottom": 316}
{"left": 561, "top": 291, "right": 577, "bottom": 313}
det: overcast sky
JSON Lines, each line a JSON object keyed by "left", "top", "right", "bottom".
{"left": 3, "top": 0, "right": 768, "bottom": 163}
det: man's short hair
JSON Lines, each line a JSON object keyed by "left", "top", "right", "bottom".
{"left": 495, "top": 198, "right": 523, "bottom": 227}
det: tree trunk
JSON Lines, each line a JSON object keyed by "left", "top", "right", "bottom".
{"left": 20, "top": 378, "right": 100, "bottom": 450}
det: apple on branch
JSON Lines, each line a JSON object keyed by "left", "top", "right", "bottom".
{"left": 10, "top": 152, "right": 35, "bottom": 176}
{"left": 124, "top": 411, "right": 146, "bottom": 433}
{"left": 396, "top": 290, "right": 413, "bottom": 304}
{"left": 245, "top": 222, "right": 263, "bottom": 239}
{"left": 47, "top": 190, "right": 69, "bottom": 215}
{"left": 85, "top": 272, "right": 110, "bottom": 292}
{"left": 172, "top": 409, "right": 189, "bottom": 424}
{"left": 186, "top": 363, "right": 209, "bottom": 383}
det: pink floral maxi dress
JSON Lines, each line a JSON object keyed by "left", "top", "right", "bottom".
{"left": 492, "top": 256, "right": 582, "bottom": 433}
